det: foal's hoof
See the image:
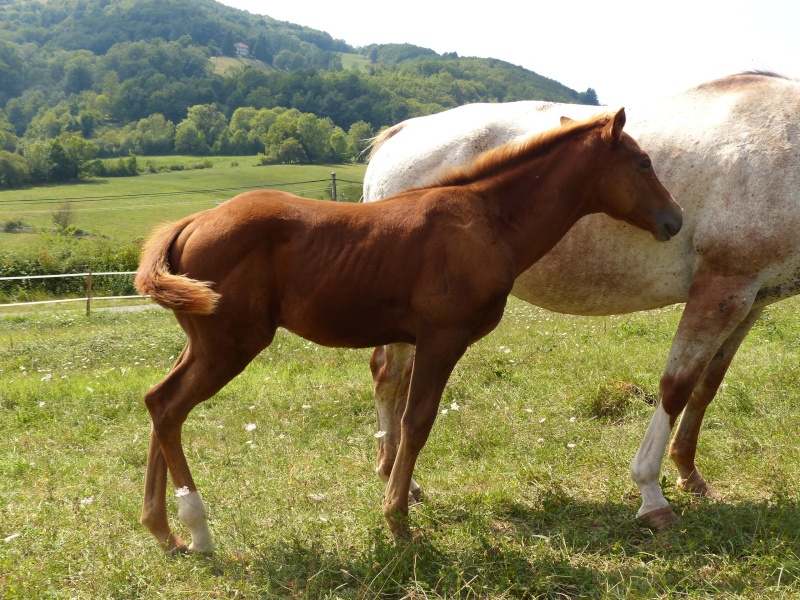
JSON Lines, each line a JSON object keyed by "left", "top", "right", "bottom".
{"left": 639, "top": 505, "right": 679, "bottom": 531}
{"left": 165, "top": 533, "right": 189, "bottom": 555}
{"left": 409, "top": 488, "right": 425, "bottom": 505}
{"left": 677, "top": 474, "right": 716, "bottom": 498}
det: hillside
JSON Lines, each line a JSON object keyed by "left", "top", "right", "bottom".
{"left": 0, "top": 0, "right": 599, "bottom": 187}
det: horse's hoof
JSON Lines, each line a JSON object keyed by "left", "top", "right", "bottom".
{"left": 677, "top": 474, "right": 716, "bottom": 498}
{"left": 409, "top": 488, "right": 425, "bottom": 505}
{"left": 639, "top": 505, "right": 679, "bottom": 531}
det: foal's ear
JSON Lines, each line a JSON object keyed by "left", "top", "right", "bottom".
{"left": 603, "top": 107, "right": 626, "bottom": 145}
{"left": 560, "top": 116, "right": 574, "bottom": 125}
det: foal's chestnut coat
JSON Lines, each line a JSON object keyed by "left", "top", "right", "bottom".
{"left": 135, "top": 109, "right": 681, "bottom": 552}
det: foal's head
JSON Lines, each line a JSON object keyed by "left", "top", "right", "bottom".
{"left": 577, "top": 108, "right": 683, "bottom": 242}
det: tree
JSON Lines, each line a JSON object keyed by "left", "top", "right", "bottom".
{"left": 48, "top": 138, "right": 78, "bottom": 181}
{"left": 24, "top": 141, "right": 52, "bottom": 183}
{"left": 184, "top": 103, "right": 227, "bottom": 150}
{"left": 329, "top": 128, "right": 349, "bottom": 163}
{"left": 133, "top": 113, "right": 175, "bottom": 155}
{"left": 266, "top": 137, "right": 306, "bottom": 164}
{"left": 0, "top": 42, "right": 24, "bottom": 105}
{"left": 296, "top": 113, "right": 333, "bottom": 163}
{"left": 0, "top": 150, "right": 29, "bottom": 188}
{"left": 174, "top": 121, "right": 209, "bottom": 155}
{"left": 578, "top": 87, "right": 600, "bottom": 106}
{"left": 274, "top": 49, "right": 307, "bottom": 72}
{"left": 347, "top": 120, "right": 374, "bottom": 162}
{"left": 64, "top": 55, "right": 95, "bottom": 95}
{"left": 0, "top": 112, "right": 18, "bottom": 152}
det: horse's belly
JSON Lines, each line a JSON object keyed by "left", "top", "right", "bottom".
{"left": 511, "top": 215, "right": 694, "bottom": 316}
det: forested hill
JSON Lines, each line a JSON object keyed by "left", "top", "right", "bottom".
{"left": 0, "top": 0, "right": 599, "bottom": 186}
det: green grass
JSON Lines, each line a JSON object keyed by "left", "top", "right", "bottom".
{"left": 340, "top": 53, "right": 372, "bottom": 72}
{"left": 3, "top": 297, "right": 800, "bottom": 597}
{"left": 210, "top": 56, "right": 275, "bottom": 76}
{"left": 0, "top": 161, "right": 367, "bottom": 246}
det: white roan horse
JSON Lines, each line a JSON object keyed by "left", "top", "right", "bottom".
{"left": 364, "top": 72, "right": 800, "bottom": 529}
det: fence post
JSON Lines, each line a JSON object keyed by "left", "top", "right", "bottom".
{"left": 331, "top": 172, "right": 337, "bottom": 201}
{"left": 86, "top": 270, "right": 93, "bottom": 316}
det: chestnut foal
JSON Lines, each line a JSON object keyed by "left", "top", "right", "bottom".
{"left": 135, "top": 108, "right": 681, "bottom": 552}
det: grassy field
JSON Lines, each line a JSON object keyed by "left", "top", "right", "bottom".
{"left": 0, "top": 160, "right": 367, "bottom": 249}
{"left": 340, "top": 53, "right": 372, "bottom": 72}
{"left": 3, "top": 296, "right": 800, "bottom": 598}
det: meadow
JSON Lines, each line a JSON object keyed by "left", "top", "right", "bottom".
{"left": 3, "top": 294, "right": 800, "bottom": 598}
{"left": 0, "top": 160, "right": 367, "bottom": 304}
{"left": 0, "top": 158, "right": 368, "bottom": 250}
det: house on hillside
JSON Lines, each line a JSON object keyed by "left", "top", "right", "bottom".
{"left": 234, "top": 42, "right": 250, "bottom": 57}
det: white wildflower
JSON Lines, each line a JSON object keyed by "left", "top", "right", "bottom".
{"left": 450, "top": 402, "right": 460, "bottom": 411}
{"left": 537, "top": 438, "right": 545, "bottom": 443}
{"left": 4, "top": 533, "right": 21, "bottom": 543}
{"left": 374, "top": 430, "right": 387, "bottom": 439}
{"left": 175, "top": 486, "right": 191, "bottom": 498}
{"left": 539, "top": 418, "right": 546, "bottom": 423}
{"left": 40, "top": 374, "right": 52, "bottom": 382}
{"left": 567, "top": 443, "right": 576, "bottom": 449}
{"left": 523, "top": 408, "right": 533, "bottom": 413}
{"left": 80, "top": 496, "right": 94, "bottom": 507}
{"left": 302, "top": 404, "right": 311, "bottom": 409}
{"left": 86, "top": 387, "right": 93, "bottom": 393}
{"left": 245, "top": 423, "right": 256, "bottom": 432}
{"left": 308, "top": 493, "right": 326, "bottom": 502}
{"left": 39, "top": 401, "right": 45, "bottom": 407}
{"left": 441, "top": 408, "right": 448, "bottom": 415}
{"left": 569, "top": 417, "right": 576, "bottom": 423}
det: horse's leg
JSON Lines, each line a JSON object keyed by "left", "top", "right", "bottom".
{"left": 630, "top": 266, "right": 760, "bottom": 529}
{"left": 370, "top": 343, "right": 424, "bottom": 501}
{"left": 142, "top": 425, "right": 185, "bottom": 551}
{"left": 141, "top": 345, "right": 191, "bottom": 552}
{"left": 668, "top": 307, "right": 763, "bottom": 496}
{"left": 382, "top": 332, "right": 467, "bottom": 540}
{"left": 143, "top": 328, "right": 266, "bottom": 553}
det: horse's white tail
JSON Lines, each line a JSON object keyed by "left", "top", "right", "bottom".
{"left": 134, "top": 219, "right": 220, "bottom": 315}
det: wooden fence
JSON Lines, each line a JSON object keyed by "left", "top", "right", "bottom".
{"left": 0, "top": 271, "right": 142, "bottom": 315}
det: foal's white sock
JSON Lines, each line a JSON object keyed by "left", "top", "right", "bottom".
{"left": 176, "top": 488, "right": 214, "bottom": 554}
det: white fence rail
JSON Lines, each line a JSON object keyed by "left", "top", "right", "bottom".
{"left": 0, "top": 271, "right": 143, "bottom": 314}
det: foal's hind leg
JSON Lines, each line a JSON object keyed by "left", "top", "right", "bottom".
{"left": 668, "top": 308, "right": 763, "bottom": 497}
{"left": 371, "top": 343, "right": 423, "bottom": 501}
{"left": 142, "top": 326, "right": 268, "bottom": 553}
{"left": 631, "top": 267, "right": 760, "bottom": 529}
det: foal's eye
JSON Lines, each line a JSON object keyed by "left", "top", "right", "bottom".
{"left": 638, "top": 159, "right": 652, "bottom": 171}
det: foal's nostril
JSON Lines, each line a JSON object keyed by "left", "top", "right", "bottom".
{"left": 667, "top": 216, "right": 683, "bottom": 237}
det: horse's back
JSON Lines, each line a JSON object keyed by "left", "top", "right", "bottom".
{"left": 366, "top": 74, "right": 800, "bottom": 315}
{"left": 364, "top": 101, "right": 600, "bottom": 201}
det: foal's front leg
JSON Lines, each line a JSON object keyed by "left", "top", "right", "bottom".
{"left": 382, "top": 332, "right": 467, "bottom": 540}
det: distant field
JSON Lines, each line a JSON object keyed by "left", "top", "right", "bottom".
{"left": 0, "top": 160, "right": 367, "bottom": 247}
{"left": 209, "top": 56, "right": 274, "bottom": 75}
{"left": 340, "top": 52, "right": 372, "bottom": 71}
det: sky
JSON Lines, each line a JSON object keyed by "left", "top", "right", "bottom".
{"left": 216, "top": 0, "right": 799, "bottom": 108}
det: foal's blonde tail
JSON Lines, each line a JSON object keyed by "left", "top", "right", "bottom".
{"left": 134, "top": 219, "right": 221, "bottom": 315}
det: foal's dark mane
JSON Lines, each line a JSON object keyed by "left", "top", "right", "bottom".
{"left": 433, "top": 112, "right": 611, "bottom": 189}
